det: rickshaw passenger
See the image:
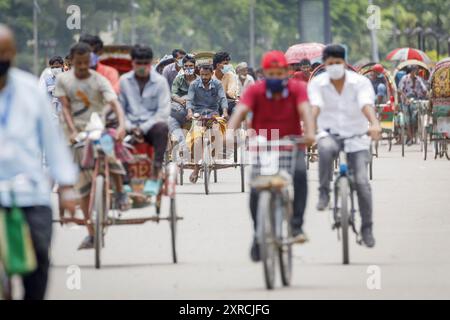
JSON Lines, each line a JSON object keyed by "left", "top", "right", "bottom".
{"left": 186, "top": 64, "right": 229, "bottom": 183}
{"left": 169, "top": 54, "right": 199, "bottom": 155}
{"left": 119, "top": 45, "right": 171, "bottom": 178}
{"left": 368, "top": 64, "right": 388, "bottom": 105}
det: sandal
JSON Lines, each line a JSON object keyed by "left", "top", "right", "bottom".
{"left": 189, "top": 169, "right": 200, "bottom": 184}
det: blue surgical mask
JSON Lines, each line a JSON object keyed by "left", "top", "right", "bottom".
{"left": 222, "top": 64, "right": 233, "bottom": 74}
{"left": 177, "top": 59, "right": 184, "bottom": 67}
{"left": 266, "top": 78, "right": 287, "bottom": 93}
{"left": 184, "top": 67, "right": 195, "bottom": 76}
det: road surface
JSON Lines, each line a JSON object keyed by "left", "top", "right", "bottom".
{"left": 45, "top": 143, "right": 450, "bottom": 299}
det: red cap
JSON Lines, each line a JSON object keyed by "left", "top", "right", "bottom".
{"left": 261, "top": 51, "right": 288, "bottom": 69}
{"left": 372, "top": 64, "right": 385, "bottom": 74}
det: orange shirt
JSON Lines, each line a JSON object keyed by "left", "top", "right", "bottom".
{"left": 96, "top": 62, "right": 120, "bottom": 94}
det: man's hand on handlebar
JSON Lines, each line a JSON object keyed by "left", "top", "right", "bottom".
{"left": 69, "top": 130, "right": 79, "bottom": 145}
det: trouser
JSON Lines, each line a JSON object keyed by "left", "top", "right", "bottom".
{"left": 21, "top": 206, "right": 53, "bottom": 300}
{"left": 168, "top": 116, "right": 187, "bottom": 149}
{"left": 249, "top": 151, "right": 307, "bottom": 232}
{"left": 143, "top": 122, "right": 169, "bottom": 166}
{"left": 318, "top": 135, "right": 373, "bottom": 229}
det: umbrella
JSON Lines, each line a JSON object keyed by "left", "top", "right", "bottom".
{"left": 386, "top": 48, "right": 431, "bottom": 64}
{"left": 285, "top": 43, "right": 325, "bottom": 64}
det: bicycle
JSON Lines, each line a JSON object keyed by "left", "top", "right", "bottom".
{"left": 250, "top": 135, "right": 305, "bottom": 290}
{"left": 329, "top": 133, "right": 372, "bottom": 265}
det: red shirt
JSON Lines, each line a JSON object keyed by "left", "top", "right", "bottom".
{"left": 240, "top": 79, "right": 308, "bottom": 140}
{"left": 96, "top": 62, "right": 120, "bottom": 94}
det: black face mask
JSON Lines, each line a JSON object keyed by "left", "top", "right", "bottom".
{"left": 0, "top": 60, "right": 11, "bottom": 77}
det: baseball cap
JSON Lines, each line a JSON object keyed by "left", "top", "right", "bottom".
{"left": 261, "top": 51, "right": 288, "bottom": 69}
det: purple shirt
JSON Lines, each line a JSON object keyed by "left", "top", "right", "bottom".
{"left": 162, "top": 62, "right": 179, "bottom": 89}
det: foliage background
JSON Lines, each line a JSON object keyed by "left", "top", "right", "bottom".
{"left": 1, "top": 0, "right": 449, "bottom": 72}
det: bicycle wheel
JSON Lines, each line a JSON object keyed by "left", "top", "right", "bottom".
{"left": 170, "top": 198, "right": 177, "bottom": 263}
{"left": 203, "top": 162, "right": 210, "bottom": 195}
{"left": 423, "top": 132, "right": 428, "bottom": 161}
{"left": 240, "top": 143, "right": 245, "bottom": 192}
{"left": 388, "top": 131, "right": 393, "bottom": 152}
{"left": 338, "top": 178, "right": 350, "bottom": 265}
{"left": 179, "top": 165, "right": 184, "bottom": 186}
{"left": 277, "top": 192, "right": 293, "bottom": 287}
{"left": 257, "top": 191, "right": 276, "bottom": 290}
{"left": 94, "top": 175, "right": 105, "bottom": 269}
{"left": 401, "top": 126, "right": 405, "bottom": 157}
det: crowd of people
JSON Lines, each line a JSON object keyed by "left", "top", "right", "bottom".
{"left": 0, "top": 21, "right": 433, "bottom": 300}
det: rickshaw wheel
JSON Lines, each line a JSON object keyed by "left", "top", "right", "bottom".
{"left": 94, "top": 175, "right": 105, "bottom": 270}
{"left": 170, "top": 198, "right": 177, "bottom": 263}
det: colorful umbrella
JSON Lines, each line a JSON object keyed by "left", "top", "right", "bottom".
{"left": 285, "top": 43, "right": 325, "bottom": 64}
{"left": 386, "top": 48, "right": 431, "bottom": 64}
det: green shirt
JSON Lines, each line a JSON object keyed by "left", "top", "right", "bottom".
{"left": 171, "top": 74, "right": 199, "bottom": 98}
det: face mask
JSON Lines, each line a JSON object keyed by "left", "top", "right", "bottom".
{"left": 135, "top": 65, "right": 151, "bottom": 77}
{"left": 89, "top": 52, "right": 99, "bottom": 68}
{"left": 266, "top": 78, "right": 287, "bottom": 93}
{"left": 51, "top": 67, "right": 63, "bottom": 77}
{"left": 177, "top": 59, "right": 184, "bottom": 67}
{"left": 222, "top": 64, "right": 233, "bottom": 74}
{"left": 0, "top": 60, "right": 11, "bottom": 77}
{"left": 184, "top": 67, "right": 195, "bottom": 76}
{"left": 326, "top": 64, "right": 345, "bottom": 80}
{"left": 239, "top": 74, "right": 247, "bottom": 80}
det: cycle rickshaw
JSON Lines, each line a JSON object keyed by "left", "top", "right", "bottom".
{"left": 54, "top": 46, "right": 182, "bottom": 269}
{"left": 394, "top": 59, "right": 431, "bottom": 155}
{"left": 424, "top": 57, "right": 450, "bottom": 160}
{"left": 174, "top": 51, "right": 247, "bottom": 195}
{"left": 359, "top": 62, "right": 398, "bottom": 159}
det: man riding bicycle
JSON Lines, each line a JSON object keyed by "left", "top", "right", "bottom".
{"left": 186, "top": 64, "right": 229, "bottom": 184}
{"left": 398, "top": 65, "right": 428, "bottom": 146}
{"left": 308, "top": 44, "right": 381, "bottom": 248}
{"left": 119, "top": 45, "right": 171, "bottom": 179}
{"left": 55, "top": 42, "right": 129, "bottom": 250}
{"left": 228, "top": 50, "right": 315, "bottom": 262}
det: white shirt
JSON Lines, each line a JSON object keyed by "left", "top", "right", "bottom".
{"left": 308, "top": 70, "right": 375, "bottom": 152}
{"left": 237, "top": 74, "right": 255, "bottom": 97}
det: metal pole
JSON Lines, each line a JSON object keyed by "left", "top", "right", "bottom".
{"left": 249, "top": 0, "right": 255, "bottom": 68}
{"left": 33, "top": 0, "right": 39, "bottom": 76}
{"left": 368, "top": 0, "right": 379, "bottom": 62}
{"left": 323, "top": 0, "right": 332, "bottom": 44}
{"left": 131, "top": 0, "right": 136, "bottom": 45}
{"left": 393, "top": 0, "right": 399, "bottom": 47}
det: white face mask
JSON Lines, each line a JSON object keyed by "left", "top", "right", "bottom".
{"left": 325, "top": 64, "right": 345, "bottom": 80}
{"left": 51, "top": 67, "right": 63, "bottom": 77}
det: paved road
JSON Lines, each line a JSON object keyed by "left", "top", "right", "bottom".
{"left": 46, "top": 143, "right": 450, "bottom": 299}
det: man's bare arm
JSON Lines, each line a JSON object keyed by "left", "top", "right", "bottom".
{"left": 362, "top": 105, "right": 381, "bottom": 140}
{"left": 297, "top": 102, "right": 315, "bottom": 145}
{"left": 228, "top": 103, "right": 250, "bottom": 131}
{"left": 60, "top": 96, "right": 77, "bottom": 135}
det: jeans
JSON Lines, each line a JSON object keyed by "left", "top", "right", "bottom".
{"left": 318, "top": 135, "right": 373, "bottom": 229}
{"left": 144, "top": 122, "right": 169, "bottom": 166}
{"left": 249, "top": 151, "right": 307, "bottom": 232}
{"left": 20, "top": 206, "right": 53, "bottom": 300}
